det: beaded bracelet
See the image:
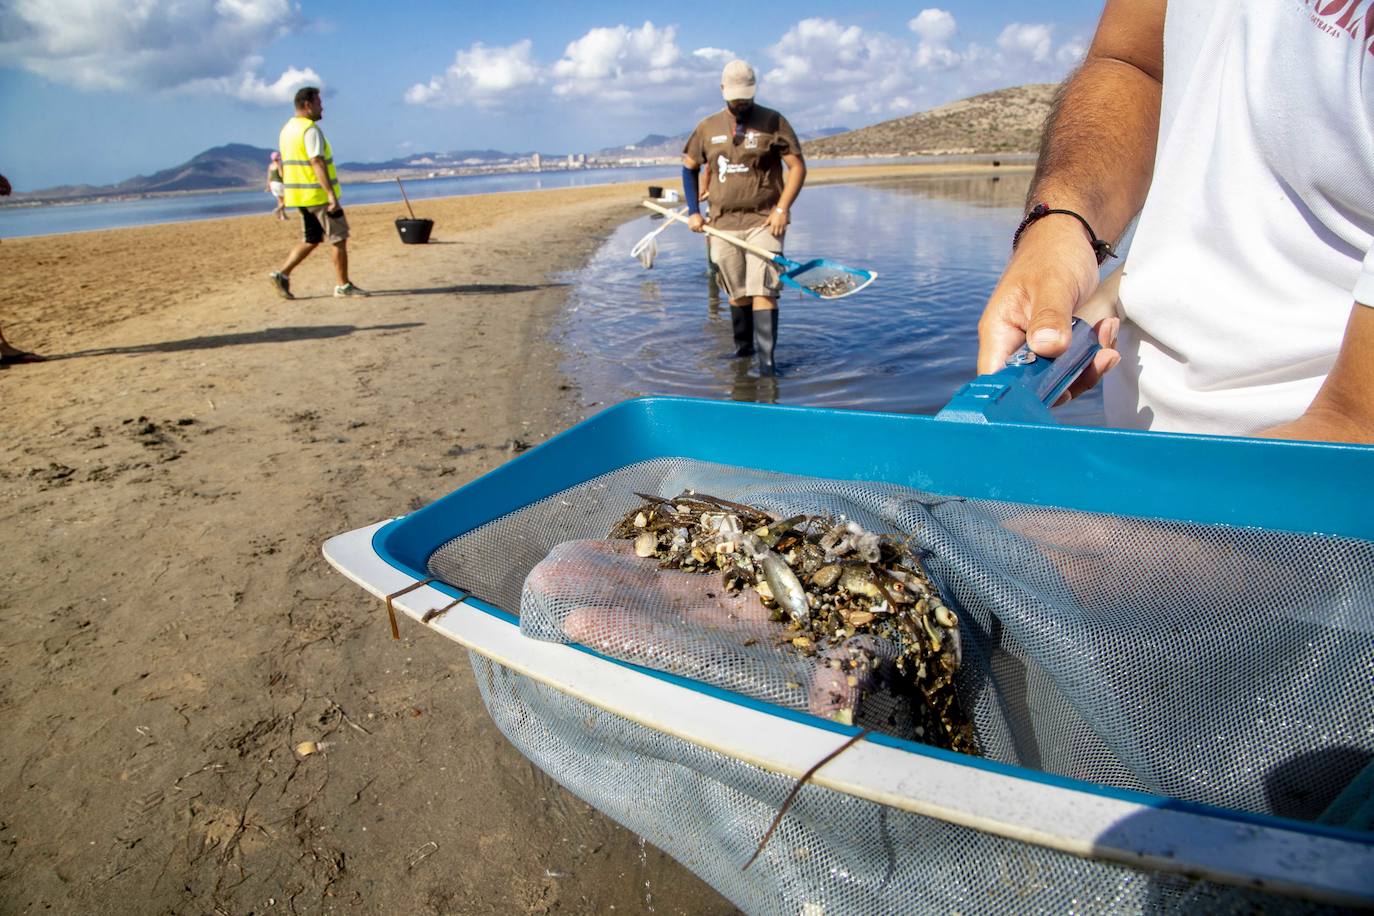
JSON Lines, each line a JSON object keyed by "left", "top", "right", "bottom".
{"left": 1013, "top": 202, "right": 1118, "bottom": 265}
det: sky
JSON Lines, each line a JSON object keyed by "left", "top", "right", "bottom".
{"left": 0, "top": 1, "right": 1102, "bottom": 191}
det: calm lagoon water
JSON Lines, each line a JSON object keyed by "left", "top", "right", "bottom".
{"left": 0, "top": 165, "right": 680, "bottom": 239}
{"left": 559, "top": 174, "right": 1108, "bottom": 424}
{"left": 0, "top": 155, "right": 1028, "bottom": 240}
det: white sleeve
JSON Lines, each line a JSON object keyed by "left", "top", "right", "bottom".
{"left": 302, "top": 125, "right": 325, "bottom": 159}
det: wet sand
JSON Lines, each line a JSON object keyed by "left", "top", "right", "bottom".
{"left": 0, "top": 161, "right": 1024, "bottom": 914}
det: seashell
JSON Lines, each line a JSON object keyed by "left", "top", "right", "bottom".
{"left": 690, "top": 546, "right": 710, "bottom": 564}
{"left": 934, "top": 605, "right": 957, "bottom": 628}
{"left": 811, "top": 564, "right": 841, "bottom": 589}
{"left": 634, "top": 512, "right": 647, "bottom": 528}
{"left": 295, "top": 740, "right": 321, "bottom": 758}
{"left": 634, "top": 532, "right": 658, "bottom": 558}
{"left": 755, "top": 580, "right": 775, "bottom": 601}
{"left": 846, "top": 610, "right": 875, "bottom": 626}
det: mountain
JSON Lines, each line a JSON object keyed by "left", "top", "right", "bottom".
{"left": 596, "top": 133, "right": 689, "bottom": 159}
{"left": 801, "top": 127, "right": 849, "bottom": 141}
{"left": 115, "top": 143, "right": 276, "bottom": 194}
{"left": 806, "top": 83, "right": 1059, "bottom": 158}
{"left": 596, "top": 125, "right": 851, "bottom": 161}
{"left": 6, "top": 143, "right": 277, "bottom": 202}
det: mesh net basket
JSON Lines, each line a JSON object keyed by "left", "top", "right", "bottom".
{"left": 421, "top": 457, "right": 1374, "bottom": 913}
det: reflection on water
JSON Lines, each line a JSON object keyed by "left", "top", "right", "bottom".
{"left": 559, "top": 175, "right": 1106, "bottom": 424}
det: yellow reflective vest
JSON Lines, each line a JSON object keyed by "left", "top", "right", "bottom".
{"left": 278, "top": 116, "right": 340, "bottom": 208}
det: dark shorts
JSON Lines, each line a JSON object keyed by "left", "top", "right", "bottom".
{"left": 299, "top": 205, "right": 349, "bottom": 245}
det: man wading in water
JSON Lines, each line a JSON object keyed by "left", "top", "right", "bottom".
{"left": 683, "top": 60, "right": 806, "bottom": 376}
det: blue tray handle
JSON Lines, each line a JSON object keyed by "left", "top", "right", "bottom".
{"left": 935, "top": 318, "right": 1100, "bottom": 425}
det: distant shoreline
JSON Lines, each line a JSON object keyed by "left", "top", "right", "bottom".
{"left": 0, "top": 152, "right": 1035, "bottom": 211}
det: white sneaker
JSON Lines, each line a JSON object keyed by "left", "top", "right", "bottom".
{"left": 333, "top": 283, "right": 369, "bottom": 298}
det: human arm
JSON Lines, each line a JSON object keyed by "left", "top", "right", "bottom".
{"left": 309, "top": 157, "right": 337, "bottom": 209}
{"left": 682, "top": 153, "right": 705, "bottom": 232}
{"left": 767, "top": 153, "right": 805, "bottom": 237}
{"left": 303, "top": 126, "right": 339, "bottom": 209}
{"left": 1258, "top": 303, "right": 1374, "bottom": 443}
{"left": 976, "top": 0, "right": 1165, "bottom": 395}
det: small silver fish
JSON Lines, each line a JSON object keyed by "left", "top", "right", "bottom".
{"left": 757, "top": 550, "right": 810, "bottom": 625}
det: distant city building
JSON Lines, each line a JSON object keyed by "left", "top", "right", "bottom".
{"left": 531, "top": 152, "right": 542, "bottom": 172}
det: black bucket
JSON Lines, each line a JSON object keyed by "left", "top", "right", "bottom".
{"left": 395, "top": 218, "right": 434, "bottom": 244}
{"left": 647, "top": 185, "right": 663, "bottom": 199}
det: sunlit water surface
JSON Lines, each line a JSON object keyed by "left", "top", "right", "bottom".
{"left": 559, "top": 175, "right": 1107, "bottom": 423}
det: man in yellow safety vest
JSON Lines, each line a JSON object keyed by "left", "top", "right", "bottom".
{"left": 269, "top": 86, "right": 367, "bottom": 299}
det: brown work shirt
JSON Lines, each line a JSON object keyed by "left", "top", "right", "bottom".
{"left": 684, "top": 105, "right": 803, "bottom": 231}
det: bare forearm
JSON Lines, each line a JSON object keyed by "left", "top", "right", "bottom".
{"left": 777, "top": 157, "right": 805, "bottom": 212}
{"left": 1259, "top": 304, "right": 1374, "bottom": 444}
{"left": 310, "top": 157, "right": 335, "bottom": 200}
{"left": 1028, "top": 0, "right": 1164, "bottom": 244}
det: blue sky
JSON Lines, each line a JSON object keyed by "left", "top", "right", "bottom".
{"left": 0, "top": 1, "right": 1101, "bottom": 191}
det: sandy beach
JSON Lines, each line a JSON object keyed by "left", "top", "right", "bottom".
{"left": 0, "top": 162, "right": 1023, "bottom": 914}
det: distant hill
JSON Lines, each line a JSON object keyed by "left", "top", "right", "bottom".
{"left": 596, "top": 133, "right": 689, "bottom": 159}
{"left": 597, "top": 125, "right": 851, "bottom": 160}
{"left": 115, "top": 143, "right": 275, "bottom": 194}
{"left": 807, "top": 83, "right": 1059, "bottom": 157}
{"left": 8, "top": 143, "right": 277, "bottom": 202}
{"left": 801, "top": 126, "right": 849, "bottom": 142}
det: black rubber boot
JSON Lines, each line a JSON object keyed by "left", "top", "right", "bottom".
{"left": 727, "top": 305, "right": 755, "bottom": 357}
{"left": 753, "top": 308, "right": 778, "bottom": 376}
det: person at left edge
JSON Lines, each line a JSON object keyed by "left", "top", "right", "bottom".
{"left": 682, "top": 59, "right": 806, "bottom": 376}
{"left": 269, "top": 86, "right": 368, "bottom": 300}
{"left": 0, "top": 172, "right": 46, "bottom": 367}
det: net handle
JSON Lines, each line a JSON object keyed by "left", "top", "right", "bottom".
{"left": 642, "top": 199, "right": 786, "bottom": 266}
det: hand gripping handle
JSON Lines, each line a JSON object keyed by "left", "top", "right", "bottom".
{"left": 935, "top": 318, "right": 1101, "bottom": 425}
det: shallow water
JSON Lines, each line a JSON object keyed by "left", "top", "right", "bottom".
{"left": 0, "top": 155, "right": 1025, "bottom": 240}
{"left": 559, "top": 175, "right": 1106, "bottom": 424}
{"left": 0, "top": 164, "right": 678, "bottom": 239}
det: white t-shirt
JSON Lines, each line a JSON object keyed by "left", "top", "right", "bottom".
{"left": 1103, "top": 1, "right": 1374, "bottom": 435}
{"left": 303, "top": 123, "right": 326, "bottom": 159}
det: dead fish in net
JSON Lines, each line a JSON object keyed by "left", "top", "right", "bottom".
{"left": 609, "top": 491, "right": 978, "bottom": 754}
{"left": 803, "top": 274, "right": 861, "bottom": 297}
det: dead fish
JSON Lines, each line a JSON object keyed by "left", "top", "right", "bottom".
{"left": 745, "top": 535, "right": 810, "bottom": 625}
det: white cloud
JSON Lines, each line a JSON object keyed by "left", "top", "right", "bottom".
{"left": 753, "top": 15, "right": 1085, "bottom": 130}
{"left": 692, "top": 47, "right": 736, "bottom": 65}
{"left": 909, "top": 9, "right": 962, "bottom": 69}
{"left": 909, "top": 9, "right": 957, "bottom": 45}
{"left": 761, "top": 19, "right": 924, "bottom": 124}
{"left": 1056, "top": 40, "right": 1088, "bottom": 66}
{"left": 998, "top": 23, "right": 1055, "bottom": 63}
{"left": 550, "top": 21, "right": 714, "bottom": 104}
{"left": 187, "top": 60, "right": 320, "bottom": 104}
{"left": 394, "top": 14, "right": 1088, "bottom": 146}
{"left": 0, "top": 0, "right": 308, "bottom": 102}
{"left": 405, "top": 40, "right": 541, "bottom": 107}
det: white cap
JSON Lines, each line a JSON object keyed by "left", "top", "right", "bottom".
{"left": 721, "top": 59, "right": 756, "bottom": 101}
